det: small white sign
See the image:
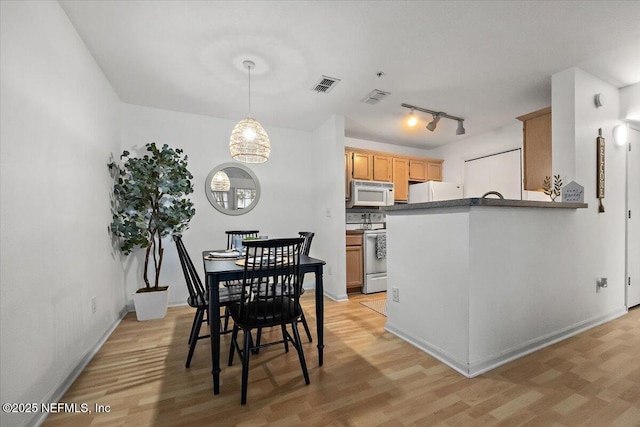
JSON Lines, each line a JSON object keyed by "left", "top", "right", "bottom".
{"left": 562, "top": 181, "right": 584, "bottom": 203}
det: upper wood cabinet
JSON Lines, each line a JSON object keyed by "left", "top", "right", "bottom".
{"left": 426, "top": 161, "right": 443, "bottom": 181}
{"left": 410, "top": 159, "right": 443, "bottom": 182}
{"left": 373, "top": 155, "right": 393, "bottom": 182}
{"left": 345, "top": 152, "right": 352, "bottom": 201}
{"left": 345, "top": 147, "right": 443, "bottom": 204}
{"left": 517, "top": 107, "right": 551, "bottom": 191}
{"left": 392, "top": 158, "right": 409, "bottom": 201}
{"left": 409, "top": 159, "right": 426, "bottom": 181}
{"left": 352, "top": 152, "right": 373, "bottom": 180}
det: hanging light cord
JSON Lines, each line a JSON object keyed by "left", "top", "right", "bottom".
{"left": 247, "top": 63, "right": 252, "bottom": 118}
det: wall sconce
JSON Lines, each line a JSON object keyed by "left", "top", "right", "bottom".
{"left": 401, "top": 103, "right": 466, "bottom": 136}
{"left": 613, "top": 123, "right": 628, "bottom": 147}
{"left": 594, "top": 93, "right": 604, "bottom": 108}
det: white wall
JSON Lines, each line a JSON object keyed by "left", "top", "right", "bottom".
{"left": 0, "top": 2, "right": 123, "bottom": 426}
{"left": 120, "top": 104, "right": 326, "bottom": 306}
{"left": 552, "top": 67, "right": 627, "bottom": 305}
{"left": 311, "top": 116, "right": 349, "bottom": 300}
{"left": 620, "top": 82, "right": 640, "bottom": 124}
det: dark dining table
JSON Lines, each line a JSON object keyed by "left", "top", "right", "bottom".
{"left": 202, "top": 251, "right": 326, "bottom": 395}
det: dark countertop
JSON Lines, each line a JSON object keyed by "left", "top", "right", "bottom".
{"left": 384, "top": 198, "right": 588, "bottom": 213}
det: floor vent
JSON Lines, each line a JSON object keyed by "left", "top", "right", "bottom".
{"left": 311, "top": 76, "right": 341, "bottom": 93}
{"left": 361, "top": 89, "right": 391, "bottom": 104}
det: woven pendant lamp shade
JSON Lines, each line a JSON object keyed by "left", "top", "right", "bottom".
{"left": 229, "top": 117, "right": 271, "bottom": 163}
{"left": 229, "top": 60, "right": 271, "bottom": 164}
{"left": 210, "top": 170, "right": 231, "bottom": 191}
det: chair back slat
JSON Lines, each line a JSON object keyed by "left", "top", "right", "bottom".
{"left": 173, "top": 234, "right": 205, "bottom": 303}
{"left": 237, "top": 237, "right": 304, "bottom": 327}
{"left": 298, "top": 232, "right": 315, "bottom": 256}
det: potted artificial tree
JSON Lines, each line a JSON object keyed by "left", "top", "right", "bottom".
{"left": 109, "top": 142, "right": 195, "bottom": 321}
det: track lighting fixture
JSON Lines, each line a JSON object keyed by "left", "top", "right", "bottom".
{"left": 426, "top": 113, "right": 442, "bottom": 132}
{"left": 401, "top": 103, "right": 466, "bottom": 136}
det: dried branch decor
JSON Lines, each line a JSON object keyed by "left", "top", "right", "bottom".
{"left": 543, "top": 174, "right": 563, "bottom": 202}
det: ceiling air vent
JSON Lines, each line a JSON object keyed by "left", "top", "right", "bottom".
{"left": 361, "top": 89, "right": 391, "bottom": 105}
{"left": 311, "top": 76, "right": 341, "bottom": 93}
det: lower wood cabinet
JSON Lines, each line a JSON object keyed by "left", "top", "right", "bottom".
{"left": 346, "top": 233, "right": 363, "bottom": 293}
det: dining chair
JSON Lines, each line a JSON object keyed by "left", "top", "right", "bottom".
{"left": 173, "top": 234, "right": 241, "bottom": 368}
{"left": 227, "top": 237, "right": 309, "bottom": 404}
{"left": 225, "top": 230, "right": 260, "bottom": 251}
{"left": 253, "top": 231, "right": 315, "bottom": 349}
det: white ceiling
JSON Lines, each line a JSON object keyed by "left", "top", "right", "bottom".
{"left": 60, "top": 1, "right": 640, "bottom": 150}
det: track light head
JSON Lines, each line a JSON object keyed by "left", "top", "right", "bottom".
{"left": 407, "top": 109, "right": 418, "bottom": 127}
{"left": 426, "top": 113, "right": 441, "bottom": 132}
{"left": 456, "top": 119, "right": 466, "bottom": 135}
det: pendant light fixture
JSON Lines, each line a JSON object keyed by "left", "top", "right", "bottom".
{"left": 229, "top": 60, "right": 271, "bottom": 163}
{"left": 210, "top": 170, "right": 231, "bottom": 192}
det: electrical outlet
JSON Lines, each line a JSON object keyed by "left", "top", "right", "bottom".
{"left": 391, "top": 287, "right": 399, "bottom": 302}
{"left": 91, "top": 296, "right": 97, "bottom": 314}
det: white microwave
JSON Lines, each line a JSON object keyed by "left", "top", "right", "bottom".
{"left": 347, "top": 180, "right": 395, "bottom": 208}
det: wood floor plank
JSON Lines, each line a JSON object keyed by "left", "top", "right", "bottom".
{"left": 42, "top": 295, "right": 640, "bottom": 426}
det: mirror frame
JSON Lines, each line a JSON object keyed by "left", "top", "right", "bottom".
{"left": 205, "top": 162, "right": 261, "bottom": 216}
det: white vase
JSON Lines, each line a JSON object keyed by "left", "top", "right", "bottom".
{"left": 133, "top": 288, "right": 169, "bottom": 321}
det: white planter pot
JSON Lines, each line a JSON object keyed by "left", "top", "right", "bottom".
{"left": 133, "top": 288, "right": 169, "bottom": 321}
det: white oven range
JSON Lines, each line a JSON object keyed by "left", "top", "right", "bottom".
{"left": 363, "top": 229, "right": 387, "bottom": 294}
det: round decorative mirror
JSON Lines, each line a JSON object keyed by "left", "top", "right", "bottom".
{"left": 205, "top": 162, "right": 261, "bottom": 215}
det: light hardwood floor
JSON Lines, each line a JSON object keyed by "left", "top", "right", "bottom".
{"left": 43, "top": 293, "right": 640, "bottom": 426}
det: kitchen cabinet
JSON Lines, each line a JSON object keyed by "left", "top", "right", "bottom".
{"left": 392, "top": 158, "right": 409, "bottom": 202}
{"left": 409, "top": 159, "right": 426, "bottom": 181}
{"left": 409, "top": 159, "right": 443, "bottom": 182}
{"left": 352, "top": 152, "right": 373, "bottom": 180}
{"left": 345, "top": 152, "right": 352, "bottom": 201}
{"left": 517, "top": 107, "right": 551, "bottom": 191}
{"left": 427, "top": 161, "right": 443, "bottom": 181}
{"left": 373, "top": 155, "right": 393, "bottom": 182}
{"left": 346, "top": 233, "right": 364, "bottom": 293}
{"left": 345, "top": 147, "right": 443, "bottom": 204}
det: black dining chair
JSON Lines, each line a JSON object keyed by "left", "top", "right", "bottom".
{"left": 225, "top": 230, "right": 260, "bottom": 250}
{"left": 173, "top": 234, "right": 241, "bottom": 368}
{"left": 227, "top": 237, "right": 309, "bottom": 404}
{"left": 253, "top": 231, "right": 315, "bottom": 349}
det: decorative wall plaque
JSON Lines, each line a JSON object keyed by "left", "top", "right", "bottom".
{"left": 596, "top": 128, "right": 605, "bottom": 212}
{"left": 562, "top": 181, "right": 584, "bottom": 203}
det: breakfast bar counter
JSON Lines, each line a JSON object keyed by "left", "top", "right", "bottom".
{"left": 380, "top": 198, "right": 625, "bottom": 378}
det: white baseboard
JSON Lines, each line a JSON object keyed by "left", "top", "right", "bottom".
{"left": 29, "top": 307, "right": 128, "bottom": 427}
{"left": 467, "top": 308, "right": 627, "bottom": 377}
{"left": 385, "top": 307, "right": 628, "bottom": 378}
{"left": 384, "top": 322, "right": 471, "bottom": 377}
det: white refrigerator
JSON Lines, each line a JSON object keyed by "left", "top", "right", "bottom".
{"left": 408, "top": 181, "right": 464, "bottom": 203}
